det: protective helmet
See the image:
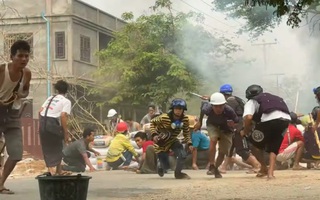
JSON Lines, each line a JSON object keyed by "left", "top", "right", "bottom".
{"left": 170, "top": 98, "right": 187, "bottom": 110}
{"left": 313, "top": 87, "right": 320, "bottom": 95}
{"left": 245, "top": 84, "right": 263, "bottom": 99}
{"left": 219, "top": 84, "right": 233, "bottom": 94}
{"left": 289, "top": 112, "right": 301, "bottom": 124}
{"left": 116, "top": 122, "right": 128, "bottom": 132}
{"left": 107, "top": 109, "right": 117, "bottom": 118}
{"left": 209, "top": 92, "right": 226, "bottom": 105}
{"left": 312, "top": 106, "right": 320, "bottom": 121}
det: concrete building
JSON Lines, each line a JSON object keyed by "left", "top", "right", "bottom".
{"left": 0, "top": 0, "right": 126, "bottom": 118}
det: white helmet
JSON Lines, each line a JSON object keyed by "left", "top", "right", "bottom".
{"left": 107, "top": 109, "right": 117, "bottom": 117}
{"left": 209, "top": 92, "right": 226, "bottom": 105}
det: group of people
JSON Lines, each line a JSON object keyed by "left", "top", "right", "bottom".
{"left": 1, "top": 40, "right": 320, "bottom": 195}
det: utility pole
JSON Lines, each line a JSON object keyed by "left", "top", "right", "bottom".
{"left": 251, "top": 39, "right": 277, "bottom": 71}
{"left": 268, "top": 73, "right": 285, "bottom": 95}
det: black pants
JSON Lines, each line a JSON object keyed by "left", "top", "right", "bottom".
{"left": 228, "top": 131, "right": 251, "bottom": 161}
{"left": 157, "top": 141, "right": 187, "bottom": 173}
{"left": 249, "top": 119, "right": 289, "bottom": 154}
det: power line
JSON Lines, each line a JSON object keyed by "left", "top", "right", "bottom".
{"left": 171, "top": 7, "right": 239, "bottom": 38}
{"left": 179, "top": 0, "right": 236, "bottom": 28}
{"left": 251, "top": 39, "right": 278, "bottom": 71}
{"left": 199, "top": 0, "right": 244, "bottom": 26}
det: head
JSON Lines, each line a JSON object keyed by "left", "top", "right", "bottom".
{"left": 312, "top": 106, "right": 320, "bottom": 121}
{"left": 148, "top": 105, "right": 156, "bottom": 117}
{"left": 10, "top": 40, "right": 31, "bottom": 69}
{"left": 116, "top": 122, "right": 128, "bottom": 135}
{"left": 187, "top": 115, "right": 197, "bottom": 133}
{"left": 313, "top": 87, "right": 320, "bottom": 103}
{"left": 209, "top": 92, "right": 226, "bottom": 115}
{"left": 245, "top": 84, "right": 263, "bottom": 99}
{"left": 169, "top": 98, "right": 187, "bottom": 118}
{"left": 289, "top": 112, "right": 301, "bottom": 125}
{"left": 219, "top": 84, "right": 233, "bottom": 97}
{"left": 83, "top": 128, "right": 95, "bottom": 142}
{"left": 107, "top": 109, "right": 117, "bottom": 119}
{"left": 54, "top": 80, "right": 69, "bottom": 95}
{"left": 125, "top": 118, "right": 133, "bottom": 126}
{"left": 134, "top": 131, "right": 147, "bottom": 148}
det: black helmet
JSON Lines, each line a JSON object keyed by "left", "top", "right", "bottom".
{"left": 312, "top": 106, "right": 320, "bottom": 121}
{"left": 289, "top": 112, "right": 301, "bottom": 124}
{"left": 245, "top": 84, "right": 263, "bottom": 99}
{"left": 170, "top": 98, "right": 187, "bottom": 110}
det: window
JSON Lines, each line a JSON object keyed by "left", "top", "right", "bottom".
{"left": 80, "top": 35, "right": 90, "bottom": 62}
{"left": 4, "top": 33, "right": 33, "bottom": 59}
{"left": 55, "top": 32, "right": 65, "bottom": 59}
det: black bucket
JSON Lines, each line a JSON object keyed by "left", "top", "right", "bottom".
{"left": 36, "top": 173, "right": 92, "bottom": 200}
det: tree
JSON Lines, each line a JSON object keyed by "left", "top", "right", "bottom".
{"left": 95, "top": 0, "right": 239, "bottom": 107}
{"left": 212, "top": 0, "right": 320, "bottom": 37}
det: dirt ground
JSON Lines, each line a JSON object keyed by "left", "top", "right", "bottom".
{"left": 124, "top": 170, "right": 320, "bottom": 200}
{"left": 3, "top": 156, "right": 320, "bottom": 200}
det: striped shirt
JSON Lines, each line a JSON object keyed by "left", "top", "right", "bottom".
{"left": 150, "top": 113, "right": 191, "bottom": 153}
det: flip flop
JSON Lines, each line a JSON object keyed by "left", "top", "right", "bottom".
{"left": 0, "top": 188, "right": 14, "bottom": 195}
{"left": 256, "top": 171, "right": 268, "bottom": 178}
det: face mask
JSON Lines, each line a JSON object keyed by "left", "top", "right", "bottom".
{"left": 171, "top": 120, "right": 183, "bottom": 129}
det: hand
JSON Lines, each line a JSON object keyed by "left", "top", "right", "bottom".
{"left": 227, "top": 120, "right": 235, "bottom": 128}
{"left": 240, "top": 130, "right": 245, "bottom": 137}
{"left": 194, "top": 122, "right": 202, "bottom": 131}
{"left": 188, "top": 145, "right": 194, "bottom": 153}
{"left": 201, "top": 95, "right": 210, "bottom": 100}
{"left": 89, "top": 167, "right": 96, "bottom": 172}
{"left": 153, "top": 135, "right": 159, "bottom": 143}
{"left": 94, "top": 151, "right": 101, "bottom": 156}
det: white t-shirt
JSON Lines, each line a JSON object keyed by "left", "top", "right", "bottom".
{"left": 243, "top": 99, "right": 290, "bottom": 122}
{"left": 40, "top": 94, "right": 71, "bottom": 118}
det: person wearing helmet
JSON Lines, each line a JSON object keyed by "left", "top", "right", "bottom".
{"left": 107, "top": 109, "right": 123, "bottom": 134}
{"left": 150, "top": 98, "right": 193, "bottom": 179}
{"left": 241, "top": 84, "right": 290, "bottom": 179}
{"left": 218, "top": 84, "right": 261, "bottom": 174}
{"left": 312, "top": 87, "right": 320, "bottom": 133}
{"left": 106, "top": 122, "right": 139, "bottom": 169}
{"left": 276, "top": 112, "right": 306, "bottom": 170}
{"left": 194, "top": 92, "right": 239, "bottom": 178}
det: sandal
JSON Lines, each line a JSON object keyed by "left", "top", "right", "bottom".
{"left": 256, "top": 171, "right": 268, "bottom": 178}
{"left": 0, "top": 188, "right": 14, "bottom": 195}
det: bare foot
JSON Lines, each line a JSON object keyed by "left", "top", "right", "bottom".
{"left": 267, "top": 176, "right": 276, "bottom": 181}
{"left": 219, "top": 167, "right": 227, "bottom": 174}
{"left": 192, "top": 164, "right": 199, "bottom": 170}
{"left": 292, "top": 165, "right": 307, "bottom": 170}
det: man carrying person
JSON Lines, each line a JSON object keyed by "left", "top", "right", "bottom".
{"left": 241, "top": 84, "right": 290, "bottom": 179}
{"left": 194, "top": 92, "right": 239, "bottom": 178}
{"left": 218, "top": 84, "right": 260, "bottom": 174}
{"left": 0, "top": 40, "right": 32, "bottom": 195}
{"left": 150, "top": 98, "right": 193, "bottom": 179}
{"left": 62, "top": 128, "right": 100, "bottom": 172}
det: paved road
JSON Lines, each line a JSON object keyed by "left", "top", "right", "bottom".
{"left": 3, "top": 170, "right": 320, "bottom": 200}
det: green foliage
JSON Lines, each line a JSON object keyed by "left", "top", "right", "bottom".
{"left": 96, "top": 2, "right": 239, "bottom": 106}
{"left": 212, "top": 0, "right": 319, "bottom": 37}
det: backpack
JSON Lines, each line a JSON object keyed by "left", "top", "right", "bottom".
{"left": 227, "top": 96, "right": 245, "bottom": 116}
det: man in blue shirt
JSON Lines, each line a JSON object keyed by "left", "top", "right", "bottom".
{"left": 188, "top": 115, "right": 210, "bottom": 170}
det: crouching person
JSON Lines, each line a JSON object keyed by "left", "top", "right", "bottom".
{"left": 62, "top": 128, "right": 98, "bottom": 172}
{"left": 276, "top": 112, "right": 306, "bottom": 170}
{"left": 106, "top": 122, "right": 139, "bottom": 169}
{"left": 134, "top": 131, "right": 157, "bottom": 174}
{"left": 150, "top": 98, "right": 193, "bottom": 179}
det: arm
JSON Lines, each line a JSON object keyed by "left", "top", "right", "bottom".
{"left": 87, "top": 145, "right": 100, "bottom": 156}
{"left": 241, "top": 100, "right": 257, "bottom": 136}
{"left": 182, "top": 116, "right": 192, "bottom": 146}
{"left": 314, "top": 110, "right": 320, "bottom": 130}
{"left": 60, "top": 112, "right": 69, "bottom": 143}
{"left": 122, "top": 138, "right": 139, "bottom": 158}
{"left": 18, "top": 68, "right": 31, "bottom": 98}
{"left": 81, "top": 153, "right": 95, "bottom": 171}
{"left": 150, "top": 115, "right": 162, "bottom": 141}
